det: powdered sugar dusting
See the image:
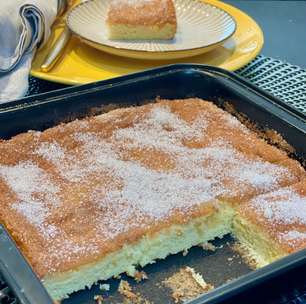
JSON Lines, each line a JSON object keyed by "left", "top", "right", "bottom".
{"left": 251, "top": 188, "right": 306, "bottom": 225}
{"left": 36, "top": 142, "right": 65, "bottom": 162}
{"left": 13, "top": 201, "right": 58, "bottom": 239}
{"left": 76, "top": 135, "right": 218, "bottom": 222}
{"left": 0, "top": 161, "right": 59, "bottom": 239}
{"left": 279, "top": 230, "right": 306, "bottom": 242}
{"left": 1, "top": 101, "right": 303, "bottom": 275}
{"left": 44, "top": 238, "right": 100, "bottom": 273}
{"left": 234, "top": 161, "right": 287, "bottom": 190}
{"left": 67, "top": 105, "right": 294, "bottom": 225}
{"left": 35, "top": 141, "right": 92, "bottom": 183}
{"left": 114, "top": 106, "right": 207, "bottom": 152}
{"left": 102, "top": 162, "right": 216, "bottom": 218}
{"left": 111, "top": 0, "right": 165, "bottom": 9}
{"left": 5, "top": 105, "right": 297, "bottom": 241}
{"left": 0, "top": 161, "right": 58, "bottom": 197}
{"left": 91, "top": 189, "right": 145, "bottom": 239}
{"left": 222, "top": 113, "right": 250, "bottom": 134}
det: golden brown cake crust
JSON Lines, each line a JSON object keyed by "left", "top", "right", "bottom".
{"left": 107, "top": 0, "right": 177, "bottom": 27}
{"left": 0, "top": 98, "right": 305, "bottom": 278}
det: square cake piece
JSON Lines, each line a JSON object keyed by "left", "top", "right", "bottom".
{"left": 0, "top": 98, "right": 305, "bottom": 300}
{"left": 106, "top": 0, "right": 177, "bottom": 40}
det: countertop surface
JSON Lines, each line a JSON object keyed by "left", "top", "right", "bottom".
{"left": 224, "top": 0, "right": 306, "bottom": 68}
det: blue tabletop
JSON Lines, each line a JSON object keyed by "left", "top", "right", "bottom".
{"left": 225, "top": 0, "right": 306, "bottom": 68}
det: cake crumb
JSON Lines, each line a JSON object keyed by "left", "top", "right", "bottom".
{"left": 199, "top": 242, "right": 216, "bottom": 252}
{"left": 231, "top": 243, "right": 258, "bottom": 270}
{"left": 134, "top": 270, "right": 148, "bottom": 282}
{"left": 225, "top": 277, "right": 235, "bottom": 284}
{"left": 118, "top": 280, "right": 138, "bottom": 300}
{"left": 172, "top": 290, "right": 184, "bottom": 303}
{"left": 94, "top": 295, "right": 103, "bottom": 304}
{"left": 182, "top": 249, "right": 188, "bottom": 256}
{"left": 114, "top": 274, "right": 122, "bottom": 279}
{"left": 163, "top": 267, "right": 214, "bottom": 303}
{"left": 185, "top": 267, "right": 212, "bottom": 290}
{"left": 99, "top": 283, "right": 110, "bottom": 291}
{"left": 118, "top": 280, "right": 150, "bottom": 304}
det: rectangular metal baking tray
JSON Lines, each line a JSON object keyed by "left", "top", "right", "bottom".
{"left": 0, "top": 225, "right": 53, "bottom": 304}
{"left": 0, "top": 64, "right": 305, "bottom": 304}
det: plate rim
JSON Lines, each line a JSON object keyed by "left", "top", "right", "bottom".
{"left": 66, "top": 0, "right": 237, "bottom": 55}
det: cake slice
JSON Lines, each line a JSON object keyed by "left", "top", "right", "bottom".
{"left": 106, "top": 0, "right": 177, "bottom": 40}
{"left": 234, "top": 179, "right": 306, "bottom": 267}
{"left": 0, "top": 98, "right": 305, "bottom": 300}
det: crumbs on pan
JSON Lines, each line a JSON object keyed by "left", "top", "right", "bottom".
{"left": 99, "top": 283, "right": 110, "bottom": 291}
{"left": 199, "top": 242, "right": 216, "bottom": 252}
{"left": 182, "top": 249, "right": 188, "bottom": 256}
{"left": 118, "top": 280, "right": 151, "bottom": 304}
{"left": 163, "top": 267, "right": 214, "bottom": 303}
{"left": 134, "top": 270, "right": 148, "bottom": 282}
{"left": 231, "top": 242, "right": 258, "bottom": 270}
{"left": 94, "top": 295, "right": 104, "bottom": 304}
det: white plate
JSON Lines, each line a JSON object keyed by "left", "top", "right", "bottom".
{"left": 67, "top": 0, "right": 236, "bottom": 60}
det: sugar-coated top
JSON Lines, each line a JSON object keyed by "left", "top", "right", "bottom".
{"left": 107, "top": 0, "right": 177, "bottom": 26}
{"left": 0, "top": 98, "right": 304, "bottom": 276}
{"left": 111, "top": 0, "right": 157, "bottom": 7}
{"left": 252, "top": 188, "right": 306, "bottom": 225}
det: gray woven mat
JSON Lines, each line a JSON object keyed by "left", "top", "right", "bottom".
{"left": 238, "top": 55, "right": 306, "bottom": 114}
{"left": 28, "top": 55, "right": 306, "bottom": 114}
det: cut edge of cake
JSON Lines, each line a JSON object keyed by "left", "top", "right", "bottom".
{"left": 44, "top": 189, "right": 306, "bottom": 300}
{"left": 232, "top": 216, "right": 287, "bottom": 268}
{"left": 43, "top": 202, "right": 234, "bottom": 300}
{"left": 107, "top": 24, "right": 177, "bottom": 40}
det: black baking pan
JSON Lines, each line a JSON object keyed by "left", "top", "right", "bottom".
{"left": 0, "top": 64, "right": 305, "bottom": 304}
{"left": 0, "top": 225, "right": 53, "bottom": 304}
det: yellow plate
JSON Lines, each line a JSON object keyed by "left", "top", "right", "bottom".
{"left": 31, "top": 0, "right": 264, "bottom": 85}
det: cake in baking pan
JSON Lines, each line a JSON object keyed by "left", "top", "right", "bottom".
{"left": 0, "top": 98, "right": 305, "bottom": 300}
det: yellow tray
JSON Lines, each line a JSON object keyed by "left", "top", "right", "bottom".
{"left": 31, "top": 0, "right": 264, "bottom": 85}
